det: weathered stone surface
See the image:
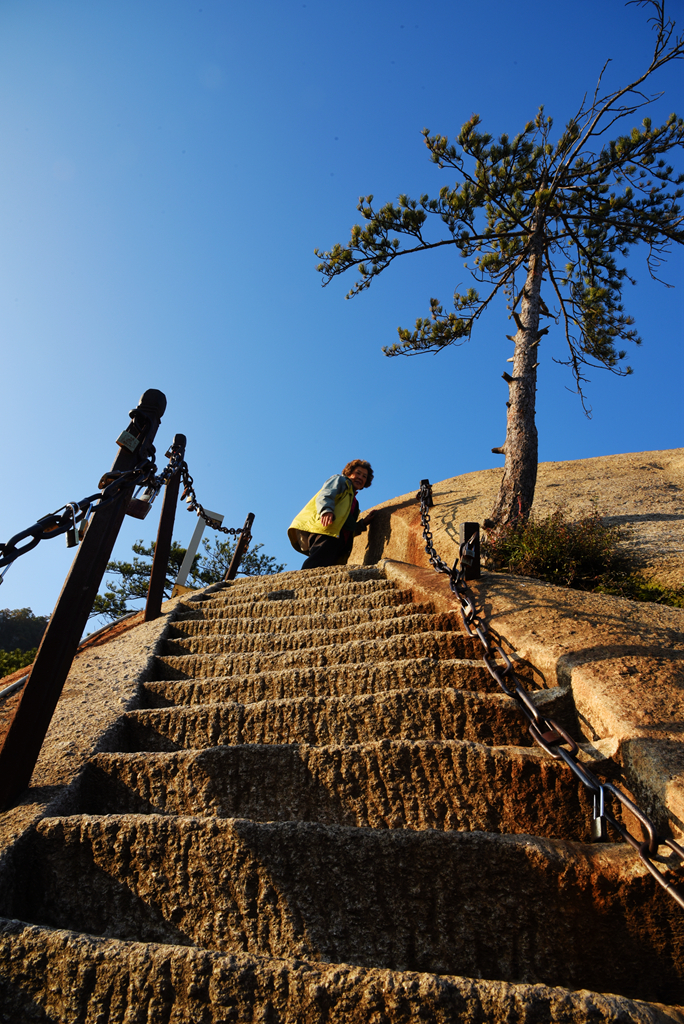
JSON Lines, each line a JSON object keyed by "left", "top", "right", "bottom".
{"left": 0, "top": 608, "right": 178, "bottom": 863}
{"left": 7, "top": 817, "right": 683, "bottom": 1003}
{"left": 143, "top": 656, "right": 497, "bottom": 700}
{"left": 78, "top": 739, "right": 608, "bottom": 838}
{"left": 381, "top": 560, "right": 684, "bottom": 840}
{"left": 351, "top": 449, "right": 684, "bottom": 590}
{"left": 118, "top": 687, "right": 573, "bottom": 750}
{"left": 176, "top": 601, "right": 434, "bottom": 635}
{"left": 156, "top": 630, "right": 481, "bottom": 678}
{"left": 0, "top": 559, "right": 682, "bottom": 1020}
{"left": 209, "top": 576, "right": 398, "bottom": 605}
{"left": 185, "top": 587, "right": 413, "bottom": 620}
{"left": 169, "top": 610, "right": 459, "bottom": 651}
{"left": 2, "top": 920, "right": 681, "bottom": 1024}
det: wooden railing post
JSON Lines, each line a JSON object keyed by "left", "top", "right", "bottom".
{"left": 0, "top": 389, "right": 167, "bottom": 810}
{"left": 144, "top": 433, "right": 186, "bottom": 622}
{"left": 224, "top": 512, "right": 255, "bottom": 581}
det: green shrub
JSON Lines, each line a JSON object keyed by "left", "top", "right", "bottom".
{"left": 483, "top": 508, "right": 683, "bottom": 607}
{"left": 0, "top": 647, "right": 37, "bottom": 678}
{"left": 483, "top": 508, "right": 620, "bottom": 588}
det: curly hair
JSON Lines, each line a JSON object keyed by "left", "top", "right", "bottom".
{"left": 342, "top": 459, "right": 373, "bottom": 487}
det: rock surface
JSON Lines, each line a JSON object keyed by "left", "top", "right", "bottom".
{"left": 2, "top": 919, "right": 682, "bottom": 1024}
{"left": 0, "top": 564, "right": 682, "bottom": 1021}
{"left": 352, "top": 448, "right": 684, "bottom": 590}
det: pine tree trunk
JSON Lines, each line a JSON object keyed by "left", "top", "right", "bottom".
{"left": 485, "top": 239, "right": 543, "bottom": 533}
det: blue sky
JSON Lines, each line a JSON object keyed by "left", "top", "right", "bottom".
{"left": 0, "top": 0, "right": 682, "bottom": 622}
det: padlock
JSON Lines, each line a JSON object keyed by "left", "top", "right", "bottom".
{"left": 126, "top": 485, "right": 156, "bottom": 520}
{"left": 65, "top": 505, "right": 80, "bottom": 548}
{"left": 78, "top": 508, "right": 91, "bottom": 541}
{"left": 116, "top": 429, "right": 140, "bottom": 453}
{"left": 126, "top": 497, "right": 152, "bottom": 520}
{"left": 591, "top": 786, "right": 608, "bottom": 843}
{"left": 591, "top": 816, "right": 608, "bottom": 842}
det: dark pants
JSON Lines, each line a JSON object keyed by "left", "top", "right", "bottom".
{"left": 301, "top": 531, "right": 352, "bottom": 569}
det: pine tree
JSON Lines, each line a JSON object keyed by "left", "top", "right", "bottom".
{"left": 0, "top": 608, "right": 48, "bottom": 676}
{"left": 0, "top": 608, "right": 48, "bottom": 652}
{"left": 92, "top": 536, "right": 286, "bottom": 622}
{"left": 315, "top": 1, "right": 684, "bottom": 531}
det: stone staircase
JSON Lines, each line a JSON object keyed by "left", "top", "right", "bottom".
{"left": 1, "top": 564, "right": 683, "bottom": 1022}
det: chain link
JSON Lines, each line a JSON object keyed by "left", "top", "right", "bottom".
{"left": 0, "top": 443, "right": 252, "bottom": 575}
{"left": 418, "top": 480, "right": 684, "bottom": 910}
{"left": 0, "top": 452, "right": 159, "bottom": 572}
{"left": 179, "top": 462, "right": 251, "bottom": 542}
{"left": 155, "top": 441, "right": 186, "bottom": 489}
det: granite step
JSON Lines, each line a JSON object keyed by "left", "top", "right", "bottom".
{"left": 201, "top": 576, "right": 401, "bottom": 607}
{"left": 141, "top": 657, "right": 498, "bottom": 704}
{"left": 4, "top": 561, "right": 678, "bottom": 1022}
{"left": 76, "top": 739, "right": 613, "bottom": 839}
{"left": 163, "top": 616, "right": 464, "bottom": 657}
{"left": 118, "top": 686, "right": 574, "bottom": 750}
{"left": 9, "top": 816, "right": 682, "bottom": 1005}
{"left": 218, "top": 564, "right": 382, "bottom": 589}
{"left": 170, "top": 608, "right": 451, "bottom": 644}
{"left": 0, "top": 920, "right": 671, "bottom": 1024}
{"left": 174, "top": 602, "right": 432, "bottom": 635}
{"left": 180, "top": 566, "right": 377, "bottom": 602}
{"left": 177, "top": 587, "right": 414, "bottom": 621}
{"left": 155, "top": 631, "right": 482, "bottom": 678}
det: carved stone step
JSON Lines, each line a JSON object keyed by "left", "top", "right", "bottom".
{"left": 11, "top": 817, "right": 682, "bottom": 1004}
{"left": 0, "top": 919, "right": 670, "bottom": 1024}
{"left": 77, "top": 739, "right": 610, "bottom": 839}
{"left": 164, "top": 614, "right": 464, "bottom": 657}
{"left": 141, "top": 658, "right": 503, "bottom": 705}
{"left": 3, "top": 555, "right": 680, "bottom": 1022}
{"left": 119, "top": 687, "right": 574, "bottom": 751}
{"left": 175, "top": 602, "right": 432, "bottom": 635}
{"left": 178, "top": 587, "right": 413, "bottom": 621}
{"left": 201, "top": 577, "right": 401, "bottom": 609}
{"left": 221, "top": 564, "right": 383, "bottom": 590}
{"left": 156, "top": 631, "right": 482, "bottom": 679}
{"left": 181, "top": 568, "right": 374, "bottom": 608}
{"left": 171, "top": 606, "right": 445, "bottom": 641}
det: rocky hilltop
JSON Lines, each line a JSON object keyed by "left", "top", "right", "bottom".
{"left": 353, "top": 448, "right": 684, "bottom": 590}
{"left": 0, "top": 448, "right": 682, "bottom": 1021}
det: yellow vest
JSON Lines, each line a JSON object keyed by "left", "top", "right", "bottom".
{"left": 288, "top": 478, "right": 354, "bottom": 551}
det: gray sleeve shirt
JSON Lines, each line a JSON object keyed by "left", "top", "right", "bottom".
{"left": 315, "top": 475, "right": 352, "bottom": 516}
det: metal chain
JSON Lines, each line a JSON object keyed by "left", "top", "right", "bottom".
{"left": 127, "top": 441, "right": 187, "bottom": 510}
{"left": 1, "top": 445, "right": 252, "bottom": 574}
{"left": 418, "top": 480, "right": 684, "bottom": 910}
{"left": 153, "top": 438, "right": 186, "bottom": 490}
{"left": 0, "top": 451, "right": 158, "bottom": 572}
{"left": 179, "top": 462, "right": 251, "bottom": 541}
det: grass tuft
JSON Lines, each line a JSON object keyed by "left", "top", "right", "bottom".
{"left": 483, "top": 508, "right": 684, "bottom": 608}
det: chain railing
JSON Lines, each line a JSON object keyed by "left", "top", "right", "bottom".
{"left": 143, "top": 434, "right": 188, "bottom": 622}
{"left": 0, "top": 391, "right": 255, "bottom": 810}
{"left": 418, "top": 479, "right": 684, "bottom": 910}
{"left": 0, "top": 442, "right": 253, "bottom": 597}
{"left": 179, "top": 461, "right": 252, "bottom": 539}
{"left": 0, "top": 462, "right": 158, "bottom": 577}
{"left": 143, "top": 440, "right": 253, "bottom": 617}
{"left": 0, "top": 389, "right": 167, "bottom": 809}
